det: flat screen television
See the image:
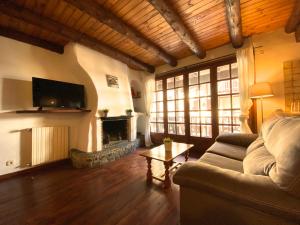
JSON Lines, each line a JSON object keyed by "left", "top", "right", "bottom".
{"left": 32, "top": 77, "right": 85, "bottom": 109}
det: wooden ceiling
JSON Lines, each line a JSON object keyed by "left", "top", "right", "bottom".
{"left": 0, "top": 0, "right": 297, "bottom": 72}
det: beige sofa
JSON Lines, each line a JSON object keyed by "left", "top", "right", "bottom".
{"left": 173, "top": 114, "right": 300, "bottom": 225}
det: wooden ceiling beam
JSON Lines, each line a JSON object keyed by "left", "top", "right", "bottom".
{"left": 148, "top": 0, "right": 206, "bottom": 58}
{"left": 296, "top": 25, "right": 300, "bottom": 42}
{"left": 65, "top": 0, "right": 177, "bottom": 67}
{"left": 224, "top": 0, "right": 244, "bottom": 48}
{"left": 0, "top": 2, "right": 155, "bottom": 73}
{"left": 285, "top": 0, "right": 300, "bottom": 33}
{"left": 0, "top": 26, "right": 64, "bottom": 54}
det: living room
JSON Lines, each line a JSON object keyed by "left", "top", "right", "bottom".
{"left": 0, "top": 0, "right": 300, "bottom": 224}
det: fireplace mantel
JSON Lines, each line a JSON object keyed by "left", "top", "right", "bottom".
{"left": 99, "top": 116, "right": 133, "bottom": 121}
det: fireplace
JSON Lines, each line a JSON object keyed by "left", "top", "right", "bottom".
{"left": 101, "top": 116, "right": 131, "bottom": 145}
{"left": 70, "top": 115, "right": 137, "bottom": 168}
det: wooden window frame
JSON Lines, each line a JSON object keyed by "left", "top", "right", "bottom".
{"left": 150, "top": 55, "right": 247, "bottom": 147}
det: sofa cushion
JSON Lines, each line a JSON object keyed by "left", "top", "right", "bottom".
{"left": 198, "top": 152, "right": 243, "bottom": 172}
{"left": 215, "top": 133, "right": 259, "bottom": 148}
{"left": 243, "top": 146, "right": 275, "bottom": 175}
{"left": 246, "top": 137, "right": 264, "bottom": 155}
{"left": 207, "top": 142, "right": 246, "bottom": 161}
{"left": 261, "top": 110, "right": 283, "bottom": 140}
{"left": 264, "top": 117, "right": 300, "bottom": 197}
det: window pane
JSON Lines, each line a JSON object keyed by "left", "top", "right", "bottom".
{"left": 150, "top": 113, "right": 156, "bottom": 122}
{"left": 167, "top": 77, "right": 174, "bottom": 89}
{"left": 217, "top": 65, "right": 230, "bottom": 80}
{"left": 232, "top": 110, "right": 240, "bottom": 125}
{"left": 199, "top": 69, "right": 210, "bottom": 83}
{"left": 219, "top": 110, "right": 232, "bottom": 124}
{"left": 190, "top": 111, "right": 200, "bottom": 123}
{"left": 151, "top": 102, "right": 156, "bottom": 112}
{"left": 189, "top": 72, "right": 198, "bottom": 85}
{"left": 231, "top": 63, "right": 238, "bottom": 78}
{"left": 150, "top": 123, "right": 157, "bottom": 132}
{"left": 157, "top": 112, "right": 164, "bottom": 122}
{"left": 176, "top": 100, "right": 184, "bottom": 111}
{"left": 189, "top": 85, "right": 199, "bottom": 98}
{"left": 200, "top": 111, "right": 211, "bottom": 124}
{"left": 168, "top": 112, "right": 175, "bottom": 123}
{"left": 232, "top": 94, "right": 240, "bottom": 109}
{"left": 157, "top": 91, "right": 163, "bottom": 101}
{"left": 175, "top": 87, "right": 184, "bottom": 99}
{"left": 167, "top": 101, "right": 175, "bottom": 111}
{"left": 219, "top": 125, "right": 232, "bottom": 134}
{"left": 218, "top": 95, "right": 231, "bottom": 109}
{"left": 168, "top": 124, "right": 176, "bottom": 134}
{"left": 190, "top": 125, "right": 201, "bottom": 137}
{"left": 217, "top": 80, "right": 231, "bottom": 95}
{"left": 167, "top": 89, "right": 175, "bottom": 100}
{"left": 176, "top": 112, "right": 185, "bottom": 123}
{"left": 200, "top": 97, "right": 211, "bottom": 110}
{"left": 176, "top": 124, "right": 185, "bottom": 135}
{"left": 175, "top": 75, "right": 184, "bottom": 87}
{"left": 189, "top": 98, "right": 199, "bottom": 111}
{"left": 201, "top": 125, "right": 212, "bottom": 138}
{"left": 157, "top": 102, "right": 164, "bottom": 112}
{"left": 200, "top": 83, "right": 211, "bottom": 97}
{"left": 156, "top": 80, "right": 162, "bottom": 91}
{"left": 157, "top": 123, "right": 164, "bottom": 133}
{"left": 231, "top": 78, "right": 239, "bottom": 93}
{"left": 233, "top": 126, "right": 240, "bottom": 133}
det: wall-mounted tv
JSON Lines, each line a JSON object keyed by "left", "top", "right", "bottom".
{"left": 32, "top": 77, "right": 85, "bottom": 109}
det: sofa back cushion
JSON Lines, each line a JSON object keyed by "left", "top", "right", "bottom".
{"left": 265, "top": 117, "right": 300, "bottom": 197}
{"left": 243, "top": 145, "right": 275, "bottom": 175}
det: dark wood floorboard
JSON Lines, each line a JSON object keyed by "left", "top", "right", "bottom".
{"left": 0, "top": 148, "right": 198, "bottom": 225}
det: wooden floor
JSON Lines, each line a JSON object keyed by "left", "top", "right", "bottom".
{"left": 0, "top": 148, "right": 198, "bottom": 225}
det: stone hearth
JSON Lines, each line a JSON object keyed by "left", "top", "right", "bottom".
{"left": 70, "top": 140, "right": 137, "bottom": 168}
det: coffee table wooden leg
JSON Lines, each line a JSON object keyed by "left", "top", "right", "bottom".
{"left": 164, "top": 161, "right": 171, "bottom": 189}
{"left": 146, "top": 157, "right": 152, "bottom": 185}
{"left": 185, "top": 150, "right": 189, "bottom": 162}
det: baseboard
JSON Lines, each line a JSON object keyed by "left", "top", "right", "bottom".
{"left": 0, "top": 159, "right": 70, "bottom": 182}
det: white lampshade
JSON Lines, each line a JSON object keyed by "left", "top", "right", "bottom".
{"left": 249, "top": 82, "right": 274, "bottom": 99}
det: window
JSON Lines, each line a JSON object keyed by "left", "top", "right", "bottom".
{"left": 189, "top": 69, "right": 212, "bottom": 138}
{"left": 217, "top": 63, "right": 240, "bottom": 133}
{"left": 150, "top": 57, "right": 241, "bottom": 139}
{"left": 150, "top": 80, "right": 164, "bottom": 133}
{"left": 167, "top": 75, "right": 185, "bottom": 135}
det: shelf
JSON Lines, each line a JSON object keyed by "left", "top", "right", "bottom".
{"left": 15, "top": 109, "right": 92, "bottom": 114}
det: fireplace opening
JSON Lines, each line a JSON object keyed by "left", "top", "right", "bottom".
{"left": 102, "top": 119, "right": 128, "bottom": 144}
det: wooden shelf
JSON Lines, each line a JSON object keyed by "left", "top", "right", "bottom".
{"left": 16, "top": 109, "right": 91, "bottom": 114}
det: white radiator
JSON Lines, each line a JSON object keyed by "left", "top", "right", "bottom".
{"left": 31, "top": 126, "right": 69, "bottom": 166}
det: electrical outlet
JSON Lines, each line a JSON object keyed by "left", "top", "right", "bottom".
{"left": 5, "top": 160, "right": 13, "bottom": 166}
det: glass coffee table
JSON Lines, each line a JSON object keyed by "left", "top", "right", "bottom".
{"left": 139, "top": 142, "right": 194, "bottom": 188}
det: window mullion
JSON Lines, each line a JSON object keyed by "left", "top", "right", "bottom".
{"left": 210, "top": 66, "right": 219, "bottom": 139}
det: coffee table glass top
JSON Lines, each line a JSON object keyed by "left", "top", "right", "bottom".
{"left": 139, "top": 142, "right": 194, "bottom": 162}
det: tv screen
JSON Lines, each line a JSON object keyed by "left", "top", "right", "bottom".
{"left": 32, "top": 77, "right": 85, "bottom": 109}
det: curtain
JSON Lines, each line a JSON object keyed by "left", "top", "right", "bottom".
{"left": 143, "top": 74, "right": 155, "bottom": 147}
{"left": 236, "top": 38, "right": 255, "bottom": 133}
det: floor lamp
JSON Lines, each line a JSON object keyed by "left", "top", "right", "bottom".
{"left": 249, "top": 82, "right": 274, "bottom": 123}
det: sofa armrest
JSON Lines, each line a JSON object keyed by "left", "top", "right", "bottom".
{"left": 173, "top": 162, "right": 300, "bottom": 222}
{"left": 215, "top": 133, "right": 258, "bottom": 147}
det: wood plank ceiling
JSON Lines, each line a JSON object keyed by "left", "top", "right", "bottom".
{"left": 0, "top": 0, "right": 297, "bottom": 72}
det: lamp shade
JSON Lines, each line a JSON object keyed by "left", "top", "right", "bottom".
{"left": 249, "top": 82, "right": 274, "bottom": 99}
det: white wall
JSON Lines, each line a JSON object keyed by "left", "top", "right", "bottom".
{"left": 0, "top": 36, "right": 147, "bottom": 175}
{"left": 252, "top": 29, "right": 300, "bottom": 128}
{"left": 128, "top": 68, "right": 148, "bottom": 135}
{"left": 0, "top": 37, "right": 97, "bottom": 175}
